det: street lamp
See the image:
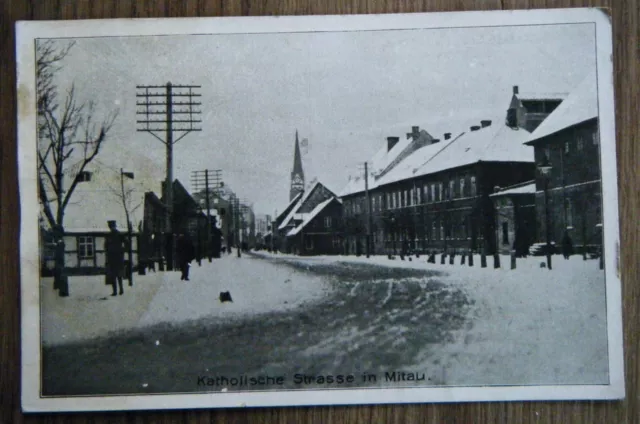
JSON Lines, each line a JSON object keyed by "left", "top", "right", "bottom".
{"left": 537, "top": 156, "right": 553, "bottom": 270}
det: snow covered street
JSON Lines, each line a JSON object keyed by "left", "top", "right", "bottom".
{"left": 41, "top": 253, "right": 332, "bottom": 345}
{"left": 40, "top": 250, "right": 609, "bottom": 395}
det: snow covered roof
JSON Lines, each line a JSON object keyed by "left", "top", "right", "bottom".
{"left": 413, "top": 120, "right": 534, "bottom": 177}
{"left": 516, "top": 92, "right": 568, "bottom": 101}
{"left": 275, "top": 191, "right": 303, "bottom": 222}
{"left": 340, "top": 135, "right": 418, "bottom": 197}
{"left": 490, "top": 182, "right": 536, "bottom": 197}
{"left": 338, "top": 173, "right": 376, "bottom": 197}
{"left": 371, "top": 136, "right": 413, "bottom": 176}
{"left": 58, "top": 164, "right": 148, "bottom": 233}
{"left": 525, "top": 72, "right": 598, "bottom": 144}
{"left": 278, "top": 181, "right": 336, "bottom": 230}
{"left": 287, "top": 197, "right": 337, "bottom": 237}
{"left": 376, "top": 136, "right": 460, "bottom": 187}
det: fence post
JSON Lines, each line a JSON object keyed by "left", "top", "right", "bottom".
{"left": 511, "top": 250, "right": 516, "bottom": 270}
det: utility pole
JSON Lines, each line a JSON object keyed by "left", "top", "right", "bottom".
{"left": 191, "top": 169, "right": 223, "bottom": 262}
{"left": 235, "top": 197, "right": 241, "bottom": 257}
{"left": 136, "top": 82, "right": 202, "bottom": 271}
{"left": 364, "top": 162, "right": 371, "bottom": 258}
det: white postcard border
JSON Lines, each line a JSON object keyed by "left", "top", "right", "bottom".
{"left": 17, "top": 7, "right": 624, "bottom": 412}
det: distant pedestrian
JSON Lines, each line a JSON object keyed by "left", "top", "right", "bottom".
{"left": 105, "top": 221, "right": 125, "bottom": 296}
{"left": 176, "top": 233, "right": 195, "bottom": 281}
{"left": 561, "top": 230, "right": 574, "bottom": 260}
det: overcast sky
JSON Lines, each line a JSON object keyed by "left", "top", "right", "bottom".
{"left": 47, "top": 22, "right": 596, "bottom": 215}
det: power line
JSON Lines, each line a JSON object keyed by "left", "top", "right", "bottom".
{"left": 136, "top": 82, "right": 202, "bottom": 271}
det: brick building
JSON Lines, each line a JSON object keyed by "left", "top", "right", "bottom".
{"left": 339, "top": 85, "right": 565, "bottom": 256}
{"left": 524, "top": 72, "right": 601, "bottom": 255}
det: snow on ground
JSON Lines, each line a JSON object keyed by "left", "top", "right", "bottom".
{"left": 252, "top": 250, "right": 609, "bottom": 385}
{"left": 41, "top": 254, "right": 332, "bottom": 345}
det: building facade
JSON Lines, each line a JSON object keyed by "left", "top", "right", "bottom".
{"left": 338, "top": 84, "right": 566, "bottom": 257}
{"left": 277, "top": 181, "right": 339, "bottom": 254}
{"left": 525, "top": 73, "right": 601, "bottom": 254}
{"left": 490, "top": 182, "right": 537, "bottom": 256}
{"left": 285, "top": 197, "right": 343, "bottom": 255}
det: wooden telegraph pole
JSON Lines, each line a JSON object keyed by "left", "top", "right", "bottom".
{"left": 136, "top": 82, "right": 202, "bottom": 271}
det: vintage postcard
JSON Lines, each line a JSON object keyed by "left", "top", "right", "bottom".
{"left": 17, "top": 8, "right": 624, "bottom": 412}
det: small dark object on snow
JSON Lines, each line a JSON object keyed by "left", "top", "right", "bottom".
{"left": 408, "top": 257, "right": 412, "bottom": 262}
{"left": 540, "top": 262, "right": 546, "bottom": 268}
{"left": 219, "top": 291, "right": 233, "bottom": 303}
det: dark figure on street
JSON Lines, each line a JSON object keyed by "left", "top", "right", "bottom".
{"left": 53, "top": 225, "right": 69, "bottom": 297}
{"left": 561, "top": 231, "right": 574, "bottom": 260}
{"left": 212, "top": 226, "right": 222, "bottom": 258}
{"left": 176, "top": 233, "right": 195, "bottom": 281}
{"left": 105, "top": 221, "right": 125, "bottom": 296}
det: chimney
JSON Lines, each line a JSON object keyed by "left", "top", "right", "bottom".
{"left": 387, "top": 136, "right": 400, "bottom": 152}
{"left": 470, "top": 125, "right": 481, "bottom": 131}
{"left": 444, "top": 132, "right": 452, "bottom": 140}
{"left": 431, "top": 138, "right": 441, "bottom": 144}
{"left": 513, "top": 85, "right": 519, "bottom": 95}
{"left": 480, "top": 120, "right": 492, "bottom": 128}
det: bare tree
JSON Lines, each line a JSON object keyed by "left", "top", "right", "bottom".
{"left": 37, "top": 40, "right": 119, "bottom": 227}
{"left": 36, "top": 40, "right": 119, "bottom": 294}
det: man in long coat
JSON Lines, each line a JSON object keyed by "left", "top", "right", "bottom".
{"left": 105, "top": 220, "right": 125, "bottom": 296}
{"left": 176, "top": 233, "right": 195, "bottom": 281}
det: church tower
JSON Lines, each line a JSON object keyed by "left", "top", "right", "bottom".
{"left": 290, "top": 130, "right": 305, "bottom": 201}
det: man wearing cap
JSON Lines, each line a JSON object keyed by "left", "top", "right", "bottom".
{"left": 105, "top": 220, "right": 125, "bottom": 296}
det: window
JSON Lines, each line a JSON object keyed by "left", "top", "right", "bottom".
{"left": 592, "top": 131, "right": 599, "bottom": 145}
{"left": 449, "top": 180, "right": 455, "bottom": 199}
{"left": 577, "top": 136, "right": 584, "bottom": 151}
{"left": 76, "top": 171, "right": 92, "bottom": 182}
{"left": 78, "top": 236, "right": 94, "bottom": 258}
{"left": 438, "top": 183, "right": 443, "bottom": 201}
{"left": 416, "top": 187, "right": 421, "bottom": 204}
{"left": 502, "top": 222, "right": 509, "bottom": 245}
{"left": 324, "top": 216, "right": 332, "bottom": 228}
{"left": 460, "top": 178, "right": 465, "bottom": 197}
{"left": 386, "top": 193, "right": 390, "bottom": 209}
{"left": 403, "top": 190, "right": 408, "bottom": 207}
{"left": 564, "top": 141, "right": 570, "bottom": 154}
{"left": 430, "top": 184, "right": 435, "bottom": 202}
{"left": 470, "top": 177, "right": 477, "bottom": 197}
{"left": 432, "top": 222, "right": 437, "bottom": 240}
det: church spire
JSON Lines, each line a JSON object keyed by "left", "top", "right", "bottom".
{"left": 290, "top": 130, "right": 305, "bottom": 201}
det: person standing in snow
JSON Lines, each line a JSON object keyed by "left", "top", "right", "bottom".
{"left": 105, "top": 220, "right": 126, "bottom": 296}
{"left": 561, "top": 230, "right": 574, "bottom": 260}
{"left": 176, "top": 233, "right": 195, "bottom": 281}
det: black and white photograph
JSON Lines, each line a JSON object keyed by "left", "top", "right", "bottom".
{"left": 17, "top": 8, "right": 623, "bottom": 412}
